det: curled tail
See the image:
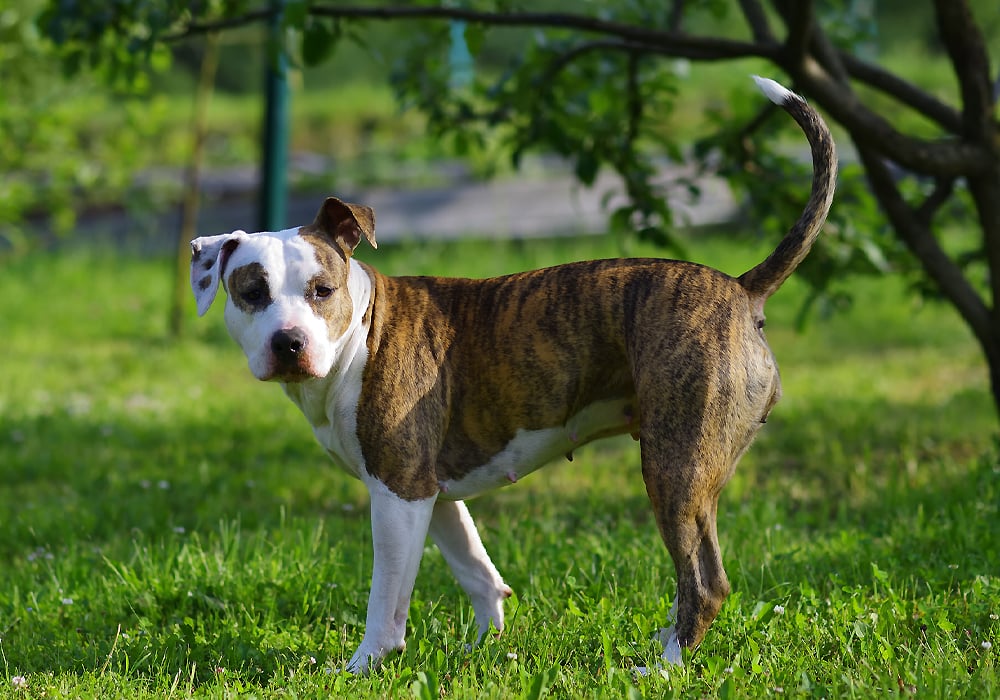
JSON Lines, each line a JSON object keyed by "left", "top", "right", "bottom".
{"left": 738, "top": 76, "right": 838, "bottom": 302}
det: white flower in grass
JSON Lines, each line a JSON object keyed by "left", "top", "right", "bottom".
{"left": 773, "top": 604, "right": 785, "bottom": 615}
{"left": 309, "top": 656, "right": 317, "bottom": 665}
{"left": 990, "top": 614, "right": 998, "bottom": 621}
{"left": 61, "top": 597, "right": 73, "bottom": 605}
{"left": 29, "top": 547, "right": 53, "bottom": 562}
{"left": 11, "top": 676, "right": 27, "bottom": 689}
{"left": 983, "top": 641, "right": 993, "bottom": 650}
{"left": 506, "top": 652, "right": 518, "bottom": 661}
{"left": 157, "top": 480, "right": 170, "bottom": 490}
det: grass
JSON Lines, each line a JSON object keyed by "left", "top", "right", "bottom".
{"left": 1, "top": 232, "right": 997, "bottom": 698}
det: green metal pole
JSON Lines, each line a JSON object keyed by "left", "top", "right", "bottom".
{"left": 260, "top": 0, "right": 289, "bottom": 231}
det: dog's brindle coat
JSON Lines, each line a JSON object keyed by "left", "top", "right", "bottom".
{"left": 191, "top": 77, "right": 836, "bottom": 672}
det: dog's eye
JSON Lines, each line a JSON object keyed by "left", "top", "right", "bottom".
{"left": 243, "top": 288, "right": 263, "bottom": 303}
{"left": 315, "top": 285, "right": 333, "bottom": 299}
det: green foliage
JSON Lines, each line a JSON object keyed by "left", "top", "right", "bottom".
{"left": 1, "top": 236, "right": 996, "bottom": 696}
{"left": 0, "top": 0, "right": 179, "bottom": 254}
{"left": 25, "top": 0, "right": 993, "bottom": 303}
{"left": 384, "top": 7, "right": 698, "bottom": 253}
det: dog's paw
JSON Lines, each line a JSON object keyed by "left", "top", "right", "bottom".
{"left": 655, "top": 626, "right": 684, "bottom": 667}
{"left": 344, "top": 653, "right": 372, "bottom": 676}
{"left": 345, "top": 638, "right": 405, "bottom": 675}
{"left": 633, "top": 624, "right": 685, "bottom": 677}
{"left": 633, "top": 663, "right": 671, "bottom": 679}
{"left": 472, "top": 584, "right": 513, "bottom": 642}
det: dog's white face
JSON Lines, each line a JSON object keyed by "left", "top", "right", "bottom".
{"left": 190, "top": 198, "right": 377, "bottom": 383}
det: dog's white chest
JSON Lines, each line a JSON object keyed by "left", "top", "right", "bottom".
{"left": 439, "top": 398, "right": 635, "bottom": 500}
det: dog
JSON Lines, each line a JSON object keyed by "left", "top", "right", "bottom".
{"left": 190, "top": 76, "right": 836, "bottom": 673}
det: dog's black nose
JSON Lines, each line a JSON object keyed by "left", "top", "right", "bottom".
{"left": 271, "top": 328, "right": 308, "bottom": 360}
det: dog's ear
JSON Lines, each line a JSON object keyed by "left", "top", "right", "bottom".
{"left": 190, "top": 232, "right": 244, "bottom": 316}
{"left": 314, "top": 197, "right": 377, "bottom": 254}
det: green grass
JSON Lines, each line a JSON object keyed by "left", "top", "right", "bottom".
{"left": 1, "top": 233, "right": 997, "bottom": 698}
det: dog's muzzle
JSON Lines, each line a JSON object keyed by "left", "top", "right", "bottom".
{"left": 269, "top": 328, "right": 313, "bottom": 381}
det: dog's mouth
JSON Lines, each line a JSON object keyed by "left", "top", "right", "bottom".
{"left": 264, "top": 363, "right": 324, "bottom": 383}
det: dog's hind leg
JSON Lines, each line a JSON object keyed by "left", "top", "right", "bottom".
{"left": 638, "top": 423, "right": 733, "bottom": 666}
{"left": 429, "top": 499, "right": 513, "bottom": 641}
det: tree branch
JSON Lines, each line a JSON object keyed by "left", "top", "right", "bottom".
{"left": 773, "top": 0, "right": 814, "bottom": 64}
{"left": 968, "top": 174, "right": 1000, "bottom": 329}
{"left": 915, "top": 177, "right": 956, "bottom": 224}
{"left": 737, "top": 0, "right": 775, "bottom": 43}
{"left": 163, "top": 8, "right": 270, "bottom": 39}
{"left": 933, "top": 0, "right": 995, "bottom": 141}
{"left": 668, "top": 0, "right": 685, "bottom": 32}
{"left": 855, "top": 143, "right": 993, "bottom": 351}
{"left": 172, "top": 4, "right": 778, "bottom": 62}
{"left": 807, "top": 22, "right": 849, "bottom": 83}
{"left": 793, "top": 56, "right": 994, "bottom": 177}
{"left": 838, "top": 52, "right": 963, "bottom": 133}
{"left": 535, "top": 40, "right": 646, "bottom": 86}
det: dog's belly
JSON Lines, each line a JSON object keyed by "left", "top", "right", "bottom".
{"left": 439, "top": 397, "right": 637, "bottom": 500}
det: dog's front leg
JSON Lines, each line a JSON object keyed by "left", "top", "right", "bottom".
{"left": 346, "top": 483, "right": 436, "bottom": 674}
{"left": 429, "top": 500, "right": 513, "bottom": 641}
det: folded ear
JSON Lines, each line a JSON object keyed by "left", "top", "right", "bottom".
{"left": 314, "top": 197, "right": 377, "bottom": 254}
{"left": 190, "top": 232, "right": 244, "bottom": 316}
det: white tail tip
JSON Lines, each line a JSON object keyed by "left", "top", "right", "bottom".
{"left": 752, "top": 75, "right": 798, "bottom": 106}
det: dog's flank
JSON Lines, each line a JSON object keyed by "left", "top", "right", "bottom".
{"left": 189, "top": 76, "right": 836, "bottom": 674}
{"left": 739, "top": 76, "right": 838, "bottom": 303}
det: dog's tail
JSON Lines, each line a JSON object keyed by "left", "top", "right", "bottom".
{"left": 737, "top": 76, "right": 837, "bottom": 303}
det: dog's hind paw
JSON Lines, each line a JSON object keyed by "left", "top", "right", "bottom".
{"left": 632, "top": 624, "right": 685, "bottom": 677}
{"left": 633, "top": 664, "right": 671, "bottom": 679}
{"left": 655, "top": 626, "right": 684, "bottom": 667}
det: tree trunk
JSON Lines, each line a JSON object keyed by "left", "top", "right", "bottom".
{"left": 170, "top": 33, "right": 220, "bottom": 337}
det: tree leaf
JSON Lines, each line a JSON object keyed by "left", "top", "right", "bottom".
{"left": 301, "top": 19, "right": 335, "bottom": 67}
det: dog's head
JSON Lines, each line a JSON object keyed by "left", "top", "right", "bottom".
{"left": 190, "top": 196, "right": 376, "bottom": 382}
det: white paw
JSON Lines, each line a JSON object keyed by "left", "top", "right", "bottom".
{"left": 632, "top": 625, "right": 684, "bottom": 676}
{"left": 345, "top": 638, "right": 403, "bottom": 675}
{"left": 344, "top": 651, "right": 371, "bottom": 675}
{"left": 472, "top": 584, "right": 513, "bottom": 641}
{"left": 656, "top": 626, "right": 684, "bottom": 667}
{"left": 633, "top": 664, "right": 671, "bottom": 679}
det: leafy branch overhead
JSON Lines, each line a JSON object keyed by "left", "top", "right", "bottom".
{"left": 40, "top": 0, "right": 1000, "bottom": 417}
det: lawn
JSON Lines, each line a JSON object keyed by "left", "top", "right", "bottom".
{"left": 1, "top": 232, "right": 997, "bottom": 698}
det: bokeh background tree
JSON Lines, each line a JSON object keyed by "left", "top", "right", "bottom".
{"left": 21, "top": 0, "right": 1000, "bottom": 415}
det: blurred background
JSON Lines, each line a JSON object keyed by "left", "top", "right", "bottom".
{"left": 4, "top": 0, "right": 992, "bottom": 254}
